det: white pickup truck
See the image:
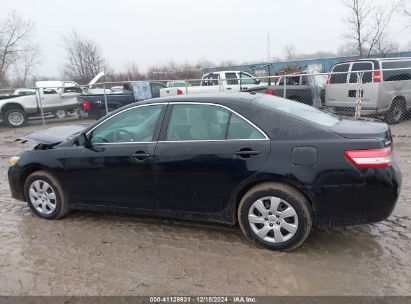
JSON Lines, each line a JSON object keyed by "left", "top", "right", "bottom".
{"left": 159, "top": 71, "right": 263, "bottom": 97}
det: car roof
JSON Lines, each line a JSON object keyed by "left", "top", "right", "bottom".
{"left": 334, "top": 57, "right": 411, "bottom": 66}
{"left": 144, "top": 92, "right": 259, "bottom": 105}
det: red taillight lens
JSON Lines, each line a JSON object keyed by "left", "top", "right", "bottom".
{"left": 176, "top": 89, "right": 183, "bottom": 95}
{"left": 373, "top": 71, "right": 381, "bottom": 83}
{"left": 345, "top": 147, "right": 391, "bottom": 168}
{"left": 82, "top": 100, "right": 90, "bottom": 111}
{"left": 265, "top": 89, "right": 274, "bottom": 95}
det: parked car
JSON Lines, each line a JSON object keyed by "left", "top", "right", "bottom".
{"left": 8, "top": 93, "right": 401, "bottom": 251}
{"left": 166, "top": 81, "right": 189, "bottom": 88}
{"left": 243, "top": 73, "right": 327, "bottom": 107}
{"left": 11, "top": 88, "right": 36, "bottom": 96}
{"left": 0, "top": 81, "right": 83, "bottom": 127}
{"left": 79, "top": 81, "right": 166, "bottom": 119}
{"left": 325, "top": 58, "right": 411, "bottom": 124}
{"left": 160, "top": 71, "right": 262, "bottom": 97}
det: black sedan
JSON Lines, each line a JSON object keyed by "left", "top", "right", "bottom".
{"left": 8, "top": 93, "right": 402, "bottom": 251}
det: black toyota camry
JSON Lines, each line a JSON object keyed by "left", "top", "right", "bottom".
{"left": 8, "top": 93, "right": 402, "bottom": 251}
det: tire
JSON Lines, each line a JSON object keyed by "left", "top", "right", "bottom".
{"left": 386, "top": 100, "right": 405, "bottom": 125}
{"left": 54, "top": 110, "right": 67, "bottom": 119}
{"left": 238, "top": 182, "right": 312, "bottom": 251}
{"left": 4, "top": 108, "right": 28, "bottom": 128}
{"left": 24, "top": 170, "right": 69, "bottom": 220}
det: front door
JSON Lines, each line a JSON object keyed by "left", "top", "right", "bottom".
{"left": 64, "top": 103, "right": 166, "bottom": 209}
{"left": 153, "top": 103, "right": 270, "bottom": 213}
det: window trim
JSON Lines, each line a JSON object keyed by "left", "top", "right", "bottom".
{"left": 86, "top": 103, "right": 167, "bottom": 145}
{"left": 159, "top": 102, "right": 269, "bottom": 143}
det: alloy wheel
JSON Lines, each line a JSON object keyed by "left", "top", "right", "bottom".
{"left": 8, "top": 111, "right": 24, "bottom": 126}
{"left": 248, "top": 196, "right": 298, "bottom": 243}
{"left": 28, "top": 180, "right": 57, "bottom": 215}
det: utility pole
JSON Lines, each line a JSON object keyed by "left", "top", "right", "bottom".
{"left": 267, "top": 33, "right": 272, "bottom": 86}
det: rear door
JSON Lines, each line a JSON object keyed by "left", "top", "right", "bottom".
{"left": 347, "top": 61, "right": 377, "bottom": 110}
{"left": 153, "top": 102, "right": 270, "bottom": 213}
{"left": 325, "top": 63, "right": 350, "bottom": 106}
{"left": 40, "top": 88, "right": 63, "bottom": 111}
{"left": 225, "top": 72, "right": 240, "bottom": 92}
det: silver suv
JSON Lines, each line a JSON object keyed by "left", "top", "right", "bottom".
{"left": 325, "top": 58, "right": 411, "bottom": 124}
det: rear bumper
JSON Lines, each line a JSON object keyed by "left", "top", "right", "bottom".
{"left": 310, "top": 162, "right": 402, "bottom": 227}
{"left": 8, "top": 165, "right": 25, "bottom": 201}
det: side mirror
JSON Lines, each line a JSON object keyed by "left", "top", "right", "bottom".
{"left": 75, "top": 133, "right": 91, "bottom": 147}
{"left": 256, "top": 79, "right": 261, "bottom": 85}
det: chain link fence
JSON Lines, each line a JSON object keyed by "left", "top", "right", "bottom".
{"left": 0, "top": 63, "right": 410, "bottom": 128}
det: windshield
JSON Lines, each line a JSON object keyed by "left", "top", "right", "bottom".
{"left": 256, "top": 95, "right": 340, "bottom": 127}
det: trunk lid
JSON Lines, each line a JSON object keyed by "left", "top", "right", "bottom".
{"left": 329, "top": 118, "right": 391, "bottom": 144}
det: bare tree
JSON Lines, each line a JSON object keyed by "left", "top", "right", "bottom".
{"left": 0, "top": 11, "right": 37, "bottom": 86}
{"left": 11, "top": 42, "right": 40, "bottom": 87}
{"left": 62, "top": 30, "right": 107, "bottom": 84}
{"left": 283, "top": 44, "right": 297, "bottom": 60}
{"left": 342, "top": 0, "right": 399, "bottom": 56}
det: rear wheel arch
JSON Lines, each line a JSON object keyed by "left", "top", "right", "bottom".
{"left": 232, "top": 178, "right": 313, "bottom": 224}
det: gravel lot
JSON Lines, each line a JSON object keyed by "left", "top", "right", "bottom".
{"left": 0, "top": 117, "right": 410, "bottom": 296}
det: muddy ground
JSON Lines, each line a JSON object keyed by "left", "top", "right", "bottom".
{"left": 0, "top": 117, "right": 410, "bottom": 296}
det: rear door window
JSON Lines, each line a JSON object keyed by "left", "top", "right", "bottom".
{"left": 382, "top": 61, "right": 411, "bottom": 82}
{"left": 329, "top": 64, "right": 350, "bottom": 84}
{"left": 349, "top": 62, "right": 373, "bottom": 83}
{"left": 226, "top": 73, "right": 239, "bottom": 85}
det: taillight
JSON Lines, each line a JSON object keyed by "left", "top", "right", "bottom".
{"left": 176, "top": 89, "right": 183, "bottom": 95}
{"left": 82, "top": 100, "right": 90, "bottom": 111}
{"left": 326, "top": 74, "right": 331, "bottom": 84}
{"left": 344, "top": 147, "right": 391, "bottom": 168}
{"left": 373, "top": 71, "right": 381, "bottom": 83}
{"left": 265, "top": 89, "right": 274, "bottom": 95}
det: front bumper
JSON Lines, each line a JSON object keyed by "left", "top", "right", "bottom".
{"left": 8, "top": 165, "right": 25, "bottom": 201}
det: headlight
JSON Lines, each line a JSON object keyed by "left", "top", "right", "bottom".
{"left": 9, "top": 156, "right": 20, "bottom": 166}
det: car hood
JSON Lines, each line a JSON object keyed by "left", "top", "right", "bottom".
{"left": 23, "top": 124, "right": 90, "bottom": 145}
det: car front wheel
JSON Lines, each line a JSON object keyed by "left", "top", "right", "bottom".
{"left": 238, "top": 182, "right": 312, "bottom": 251}
{"left": 24, "top": 170, "right": 69, "bottom": 219}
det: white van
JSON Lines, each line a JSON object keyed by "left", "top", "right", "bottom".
{"left": 325, "top": 58, "right": 411, "bottom": 124}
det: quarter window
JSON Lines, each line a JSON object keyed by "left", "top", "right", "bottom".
{"left": 91, "top": 105, "right": 164, "bottom": 144}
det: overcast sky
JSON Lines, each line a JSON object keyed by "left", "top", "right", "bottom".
{"left": 1, "top": 0, "right": 409, "bottom": 77}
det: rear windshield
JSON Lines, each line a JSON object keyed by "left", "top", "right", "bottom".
{"left": 329, "top": 63, "right": 349, "bottom": 84}
{"left": 382, "top": 61, "right": 411, "bottom": 82}
{"left": 256, "top": 95, "right": 340, "bottom": 127}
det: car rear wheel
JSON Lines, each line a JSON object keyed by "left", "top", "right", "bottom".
{"left": 24, "top": 171, "right": 69, "bottom": 219}
{"left": 4, "top": 108, "right": 28, "bottom": 128}
{"left": 54, "top": 110, "right": 67, "bottom": 119}
{"left": 238, "top": 182, "right": 312, "bottom": 251}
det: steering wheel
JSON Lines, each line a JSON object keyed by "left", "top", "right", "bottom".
{"left": 113, "top": 129, "right": 134, "bottom": 142}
